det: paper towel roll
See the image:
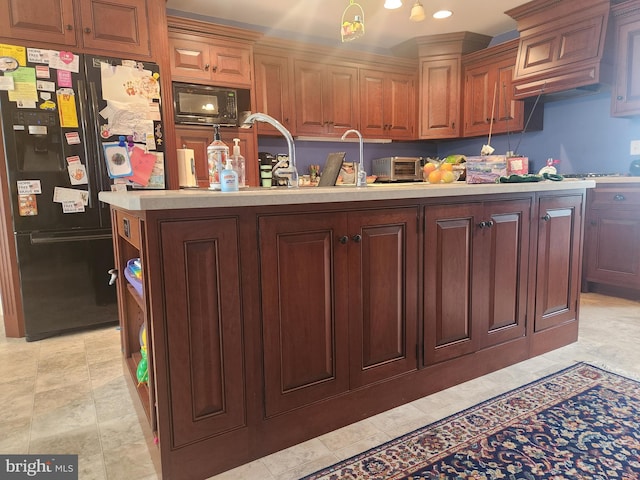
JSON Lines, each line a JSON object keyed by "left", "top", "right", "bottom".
{"left": 177, "top": 148, "right": 197, "bottom": 187}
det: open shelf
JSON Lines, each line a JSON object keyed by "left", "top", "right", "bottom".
{"left": 126, "top": 352, "right": 152, "bottom": 424}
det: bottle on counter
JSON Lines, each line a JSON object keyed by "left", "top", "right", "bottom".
{"left": 207, "top": 125, "right": 229, "bottom": 190}
{"left": 220, "top": 157, "right": 239, "bottom": 192}
{"left": 231, "top": 138, "right": 246, "bottom": 188}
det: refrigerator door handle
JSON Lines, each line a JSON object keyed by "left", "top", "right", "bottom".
{"left": 30, "top": 232, "right": 113, "bottom": 244}
{"left": 88, "top": 81, "right": 108, "bottom": 196}
{"left": 76, "top": 79, "right": 95, "bottom": 209}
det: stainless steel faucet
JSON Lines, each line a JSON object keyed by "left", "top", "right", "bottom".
{"left": 241, "top": 113, "right": 299, "bottom": 188}
{"left": 341, "top": 129, "right": 367, "bottom": 187}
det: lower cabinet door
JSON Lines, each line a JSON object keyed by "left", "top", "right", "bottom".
{"left": 423, "top": 203, "right": 479, "bottom": 364}
{"left": 534, "top": 195, "right": 583, "bottom": 332}
{"left": 347, "top": 208, "right": 419, "bottom": 388}
{"left": 259, "top": 213, "right": 350, "bottom": 417}
{"left": 160, "top": 218, "right": 245, "bottom": 447}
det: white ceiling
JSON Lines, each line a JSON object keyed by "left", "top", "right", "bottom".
{"left": 165, "top": 0, "right": 531, "bottom": 52}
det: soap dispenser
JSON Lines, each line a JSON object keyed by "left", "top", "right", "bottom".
{"left": 207, "top": 125, "right": 229, "bottom": 190}
{"left": 220, "top": 157, "right": 239, "bottom": 192}
{"left": 231, "top": 138, "right": 246, "bottom": 188}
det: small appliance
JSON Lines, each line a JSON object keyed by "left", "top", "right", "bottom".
{"left": 173, "top": 82, "right": 238, "bottom": 126}
{"left": 371, "top": 156, "right": 422, "bottom": 182}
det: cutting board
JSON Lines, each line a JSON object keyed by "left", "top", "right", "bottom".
{"left": 317, "top": 152, "right": 346, "bottom": 187}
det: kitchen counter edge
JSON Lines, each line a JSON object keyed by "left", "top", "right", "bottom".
{"left": 99, "top": 179, "right": 596, "bottom": 211}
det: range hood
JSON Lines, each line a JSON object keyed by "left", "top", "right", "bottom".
{"left": 505, "top": 0, "right": 613, "bottom": 100}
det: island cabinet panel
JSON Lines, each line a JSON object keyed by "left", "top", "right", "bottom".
{"left": 0, "top": 0, "right": 152, "bottom": 57}
{"left": 533, "top": 195, "right": 583, "bottom": 333}
{"left": 423, "top": 199, "right": 530, "bottom": 365}
{"left": 347, "top": 208, "right": 419, "bottom": 388}
{"left": 159, "top": 217, "right": 245, "bottom": 447}
{"left": 258, "top": 207, "right": 418, "bottom": 415}
{"left": 293, "top": 60, "right": 359, "bottom": 136}
{"left": 259, "top": 213, "right": 350, "bottom": 417}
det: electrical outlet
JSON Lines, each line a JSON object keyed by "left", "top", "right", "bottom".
{"left": 631, "top": 140, "right": 640, "bottom": 155}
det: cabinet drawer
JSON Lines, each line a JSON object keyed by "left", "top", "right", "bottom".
{"left": 116, "top": 210, "right": 141, "bottom": 249}
{"left": 591, "top": 188, "right": 640, "bottom": 207}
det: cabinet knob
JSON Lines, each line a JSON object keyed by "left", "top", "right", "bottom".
{"left": 590, "top": 220, "right": 597, "bottom": 226}
{"left": 204, "top": 63, "right": 210, "bottom": 71}
{"left": 486, "top": 220, "right": 494, "bottom": 227}
{"left": 617, "top": 96, "right": 624, "bottom": 101}
{"left": 339, "top": 235, "right": 349, "bottom": 244}
{"left": 83, "top": 27, "right": 91, "bottom": 34}
{"left": 212, "top": 65, "right": 218, "bottom": 72}
{"left": 352, "top": 234, "right": 362, "bottom": 243}
{"left": 613, "top": 194, "right": 626, "bottom": 201}
{"left": 66, "top": 24, "right": 73, "bottom": 31}
{"left": 542, "top": 213, "right": 551, "bottom": 222}
{"left": 478, "top": 221, "right": 488, "bottom": 229}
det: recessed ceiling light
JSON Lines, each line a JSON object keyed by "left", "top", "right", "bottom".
{"left": 384, "top": 0, "right": 403, "bottom": 9}
{"left": 433, "top": 10, "right": 453, "bottom": 19}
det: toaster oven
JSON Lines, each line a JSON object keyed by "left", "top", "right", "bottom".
{"left": 371, "top": 157, "right": 423, "bottom": 181}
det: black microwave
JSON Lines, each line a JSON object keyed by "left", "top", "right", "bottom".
{"left": 172, "top": 82, "right": 238, "bottom": 126}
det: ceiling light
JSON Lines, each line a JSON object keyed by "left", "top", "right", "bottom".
{"left": 384, "top": 0, "right": 402, "bottom": 10}
{"left": 433, "top": 9, "right": 452, "bottom": 19}
{"left": 410, "top": 1, "right": 425, "bottom": 21}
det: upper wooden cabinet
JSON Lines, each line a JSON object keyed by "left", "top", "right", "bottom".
{"left": 462, "top": 40, "right": 525, "bottom": 138}
{"left": 169, "top": 35, "right": 252, "bottom": 87}
{"left": 253, "top": 51, "right": 295, "bottom": 136}
{"left": 406, "top": 33, "right": 491, "bottom": 140}
{"left": 0, "top": 0, "right": 151, "bottom": 57}
{"left": 293, "top": 60, "right": 359, "bottom": 136}
{"left": 506, "top": 0, "right": 612, "bottom": 99}
{"left": 610, "top": 0, "right": 640, "bottom": 117}
{"left": 359, "top": 69, "right": 416, "bottom": 140}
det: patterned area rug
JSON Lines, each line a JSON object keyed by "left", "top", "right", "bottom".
{"left": 302, "top": 363, "right": 640, "bottom": 480}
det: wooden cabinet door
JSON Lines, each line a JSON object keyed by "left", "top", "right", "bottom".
{"left": 534, "top": 195, "right": 583, "bottom": 332}
{"left": 584, "top": 208, "right": 640, "bottom": 289}
{"left": 611, "top": 2, "right": 640, "bottom": 116}
{"left": 423, "top": 203, "right": 480, "bottom": 364}
{"left": 294, "top": 60, "right": 327, "bottom": 135}
{"left": 463, "top": 63, "right": 492, "bottom": 137}
{"left": 0, "top": 0, "right": 76, "bottom": 46}
{"left": 477, "top": 200, "right": 530, "bottom": 348}
{"left": 176, "top": 127, "right": 258, "bottom": 188}
{"left": 209, "top": 44, "right": 252, "bottom": 86}
{"left": 325, "top": 64, "right": 359, "bottom": 134}
{"left": 259, "top": 213, "right": 350, "bottom": 417}
{"left": 294, "top": 61, "right": 358, "bottom": 135}
{"left": 160, "top": 217, "right": 245, "bottom": 447}
{"left": 169, "top": 37, "right": 213, "bottom": 81}
{"left": 494, "top": 58, "right": 523, "bottom": 135}
{"left": 387, "top": 73, "right": 415, "bottom": 139}
{"left": 79, "top": 0, "right": 150, "bottom": 56}
{"left": 419, "top": 58, "right": 460, "bottom": 139}
{"left": 359, "top": 69, "right": 386, "bottom": 138}
{"left": 347, "top": 208, "right": 418, "bottom": 387}
{"left": 175, "top": 126, "right": 213, "bottom": 188}
{"left": 254, "top": 53, "right": 294, "bottom": 135}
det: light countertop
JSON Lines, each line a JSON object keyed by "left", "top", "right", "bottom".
{"left": 99, "top": 179, "right": 596, "bottom": 211}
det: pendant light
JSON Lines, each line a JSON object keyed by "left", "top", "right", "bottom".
{"left": 409, "top": 1, "right": 425, "bottom": 21}
{"left": 384, "top": 0, "right": 402, "bottom": 10}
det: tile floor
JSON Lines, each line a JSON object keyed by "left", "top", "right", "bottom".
{"left": 0, "top": 292, "right": 638, "bottom": 480}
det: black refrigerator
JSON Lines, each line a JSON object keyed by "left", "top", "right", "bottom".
{"left": 0, "top": 48, "right": 165, "bottom": 341}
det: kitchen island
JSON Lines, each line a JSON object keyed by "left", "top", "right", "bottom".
{"left": 100, "top": 179, "right": 594, "bottom": 480}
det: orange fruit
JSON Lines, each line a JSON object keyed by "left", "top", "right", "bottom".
{"left": 440, "top": 163, "right": 453, "bottom": 171}
{"left": 428, "top": 169, "right": 442, "bottom": 184}
{"left": 423, "top": 163, "right": 437, "bottom": 174}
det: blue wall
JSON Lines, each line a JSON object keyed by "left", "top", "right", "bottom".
{"left": 258, "top": 91, "right": 640, "bottom": 177}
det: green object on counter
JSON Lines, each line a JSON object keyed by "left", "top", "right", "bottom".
{"left": 498, "top": 173, "right": 565, "bottom": 183}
